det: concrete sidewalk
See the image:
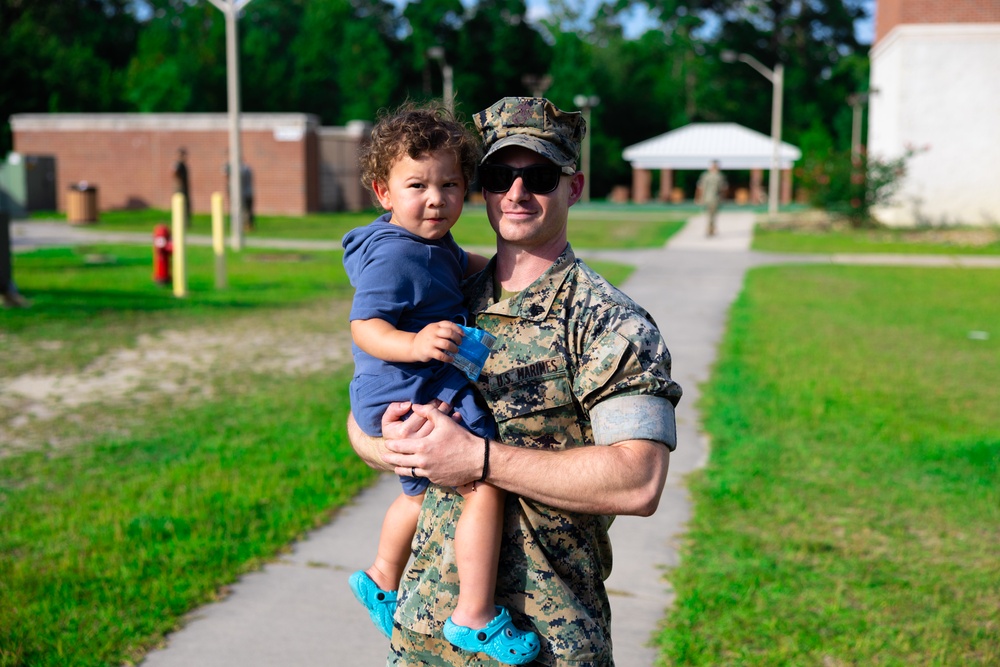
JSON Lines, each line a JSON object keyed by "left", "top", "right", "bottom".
{"left": 8, "top": 220, "right": 344, "bottom": 252}
{"left": 134, "top": 211, "right": 759, "bottom": 667}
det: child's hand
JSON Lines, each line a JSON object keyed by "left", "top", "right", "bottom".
{"left": 411, "top": 321, "right": 463, "bottom": 363}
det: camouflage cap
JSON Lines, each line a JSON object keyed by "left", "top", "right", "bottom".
{"left": 474, "top": 97, "right": 586, "bottom": 169}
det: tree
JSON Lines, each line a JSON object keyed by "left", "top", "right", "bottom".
{"left": 646, "top": 0, "right": 871, "bottom": 150}
{"left": 400, "top": 0, "right": 465, "bottom": 101}
{"left": 335, "top": 10, "right": 403, "bottom": 123}
{"left": 292, "top": 0, "right": 403, "bottom": 124}
{"left": 456, "top": 0, "right": 553, "bottom": 114}
{"left": 288, "top": 0, "right": 356, "bottom": 124}
{"left": 124, "top": 1, "right": 227, "bottom": 113}
{"left": 2, "top": 0, "right": 878, "bottom": 208}
{"left": 801, "top": 146, "right": 918, "bottom": 227}
{"left": 240, "top": 1, "right": 308, "bottom": 114}
{"left": 538, "top": 4, "right": 720, "bottom": 197}
{"left": 0, "top": 0, "right": 139, "bottom": 153}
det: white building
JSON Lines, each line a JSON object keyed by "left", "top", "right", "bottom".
{"left": 868, "top": 0, "right": 1000, "bottom": 226}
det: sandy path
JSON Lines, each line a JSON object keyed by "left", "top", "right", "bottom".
{"left": 1, "top": 304, "right": 354, "bottom": 455}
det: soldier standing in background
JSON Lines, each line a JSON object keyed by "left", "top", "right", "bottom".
{"left": 172, "top": 148, "right": 191, "bottom": 229}
{"left": 240, "top": 162, "right": 254, "bottom": 231}
{"left": 224, "top": 159, "right": 255, "bottom": 232}
{"left": 696, "top": 160, "right": 727, "bottom": 237}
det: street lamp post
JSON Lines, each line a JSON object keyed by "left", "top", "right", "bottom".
{"left": 522, "top": 74, "right": 552, "bottom": 98}
{"left": 207, "top": 0, "right": 255, "bottom": 251}
{"left": 722, "top": 50, "right": 784, "bottom": 218}
{"left": 427, "top": 47, "right": 454, "bottom": 115}
{"left": 573, "top": 95, "right": 600, "bottom": 203}
{"left": 847, "top": 90, "right": 876, "bottom": 161}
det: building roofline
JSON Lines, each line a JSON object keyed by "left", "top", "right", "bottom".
{"left": 871, "top": 22, "right": 1000, "bottom": 59}
{"left": 318, "top": 120, "right": 372, "bottom": 138}
{"left": 10, "top": 113, "right": 322, "bottom": 133}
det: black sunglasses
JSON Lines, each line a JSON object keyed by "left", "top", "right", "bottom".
{"left": 478, "top": 164, "right": 573, "bottom": 194}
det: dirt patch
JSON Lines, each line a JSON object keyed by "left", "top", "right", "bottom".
{"left": 896, "top": 229, "right": 999, "bottom": 247}
{"left": 758, "top": 210, "right": 846, "bottom": 231}
{"left": 0, "top": 303, "right": 354, "bottom": 456}
{"left": 761, "top": 212, "right": 1000, "bottom": 247}
{"left": 245, "top": 253, "right": 315, "bottom": 262}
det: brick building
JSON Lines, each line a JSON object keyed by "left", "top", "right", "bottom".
{"left": 9, "top": 113, "right": 371, "bottom": 216}
{"left": 868, "top": 0, "right": 1000, "bottom": 225}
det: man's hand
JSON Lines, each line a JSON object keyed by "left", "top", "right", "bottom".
{"left": 348, "top": 401, "right": 458, "bottom": 474}
{"left": 382, "top": 403, "right": 483, "bottom": 487}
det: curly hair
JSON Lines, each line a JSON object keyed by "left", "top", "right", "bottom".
{"left": 359, "top": 101, "right": 482, "bottom": 207}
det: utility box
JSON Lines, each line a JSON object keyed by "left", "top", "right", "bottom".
{"left": 0, "top": 153, "right": 57, "bottom": 218}
{"left": 67, "top": 183, "right": 99, "bottom": 224}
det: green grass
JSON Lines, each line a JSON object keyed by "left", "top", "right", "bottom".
{"left": 661, "top": 265, "right": 1000, "bottom": 666}
{"left": 0, "top": 370, "right": 368, "bottom": 667}
{"left": 753, "top": 225, "right": 1000, "bottom": 255}
{"left": 1, "top": 245, "right": 368, "bottom": 666}
{"left": 28, "top": 204, "right": 689, "bottom": 249}
{"left": 562, "top": 207, "right": 689, "bottom": 249}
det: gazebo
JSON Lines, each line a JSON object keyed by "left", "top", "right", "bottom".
{"left": 621, "top": 122, "right": 802, "bottom": 204}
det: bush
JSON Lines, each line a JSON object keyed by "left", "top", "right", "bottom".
{"left": 797, "top": 147, "right": 917, "bottom": 228}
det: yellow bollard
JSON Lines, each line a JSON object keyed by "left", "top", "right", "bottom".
{"left": 171, "top": 193, "right": 187, "bottom": 298}
{"left": 211, "top": 192, "right": 227, "bottom": 289}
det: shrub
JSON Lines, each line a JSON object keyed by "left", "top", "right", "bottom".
{"left": 796, "top": 147, "right": 917, "bottom": 228}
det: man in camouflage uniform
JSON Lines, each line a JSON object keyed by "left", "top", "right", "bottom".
{"left": 348, "top": 96, "right": 682, "bottom": 666}
{"left": 696, "top": 160, "right": 727, "bottom": 237}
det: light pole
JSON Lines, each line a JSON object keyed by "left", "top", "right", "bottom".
{"left": 847, "top": 90, "right": 876, "bottom": 161}
{"left": 522, "top": 74, "right": 552, "bottom": 98}
{"left": 427, "top": 47, "right": 454, "bottom": 115}
{"left": 573, "top": 95, "right": 600, "bottom": 203}
{"left": 722, "top": 50, "right": 784, "bottom": 218}
{"left": 207, "top": 0, "right": 255, "bottom": 251}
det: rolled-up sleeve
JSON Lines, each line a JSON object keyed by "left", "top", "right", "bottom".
{"left": 590, "top": 394, "right": 677, "bottom": 450}
{"left": 573, "top": 302, "right": 683, "bottom": 450}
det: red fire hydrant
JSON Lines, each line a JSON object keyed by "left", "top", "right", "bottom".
{"left": 153, "top": 224, "right": 172, "bottom": 284}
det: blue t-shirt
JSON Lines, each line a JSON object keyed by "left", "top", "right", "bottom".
{"left": 342, "top": 214, "right": 494, "bottom": 441}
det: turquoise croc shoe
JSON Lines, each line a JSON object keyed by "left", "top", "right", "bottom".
{"left": 348, "top": 570, "right": 397, "bottom": 638}
{"left": 442, "top": 606, "right": 540, "bottom": 665}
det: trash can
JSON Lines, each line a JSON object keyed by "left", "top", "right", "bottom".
{"left": 66, "top": 182, "right": 98, "bottom": 224}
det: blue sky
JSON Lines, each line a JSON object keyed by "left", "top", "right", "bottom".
{"left": 522, "top": 0, "right": 877, "bottom": 44}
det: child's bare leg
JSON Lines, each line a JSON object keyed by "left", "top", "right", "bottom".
{"left": 449, "top": 482, "right": 505, "bottom": 629}
{"left": 366, "top": 491, "right": 424, "bottom": 591}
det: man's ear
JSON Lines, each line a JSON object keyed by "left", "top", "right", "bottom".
{"left": 567, "top": 171, "right": 585, "bottom": 206}
{"left": 372, "top": 180, "right": 393, "bottom": 211}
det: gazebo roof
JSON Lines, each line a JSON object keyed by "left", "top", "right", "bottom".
{"left": 622, "top": 122, "right": 801, "bottom": 170}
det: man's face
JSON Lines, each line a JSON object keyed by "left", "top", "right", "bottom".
{"left": 482, "top": 146, "right": 583, "bottom": 253}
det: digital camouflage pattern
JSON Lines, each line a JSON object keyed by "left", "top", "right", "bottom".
{"left": 392, "top": 245, "right": 683, "bottom": 667}
{"left": 475, "top": 97, "right": 586, "bottom": 170}
{"left": 697, "top": 169, "right": 727, "bottom": 206}
{"left": 389, "top": 624, "right": 504, "bottom": 666}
